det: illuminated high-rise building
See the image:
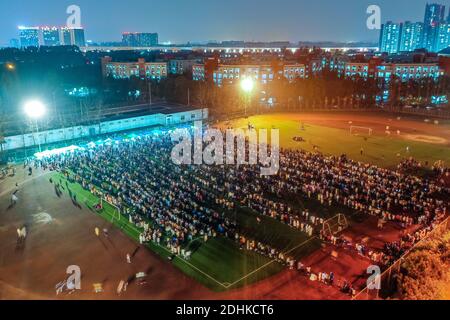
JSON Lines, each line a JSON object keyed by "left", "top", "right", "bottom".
{"left": 9, "top": 38, "right": 20, "bottom": 48}
{"left": 424, "top": 3, "right": 446, "bottom": 26}
{"left": 18, "top": 26, "right": 40, "bottom": 47}
{"left": 59, "top": 27, "right": 72, "bottom": 45}
{"left": 17, "top": 26, "right": 86, "bottom": 47}
{"left": 423, "top": 3, "right": 446, "bottom": 51}
{"left": 122, "top": 32, "right": 158, "bottom": 47}
{"left": 42, "top": 26, "right": 60, "bottom": 46}
{"left": 378, "top": 3, "right": 449, "bottom": 54}
{"left": 71, "top": 28, "right": 86, "bottom": 47}
{"left": 436, "top": 23, "right": 450, "bottom": 52}
{"left": 379, "top": 22, "right": 402, "bottom": 54}
{"left": 399, "top": 21, "right": 424, "bottom": 52}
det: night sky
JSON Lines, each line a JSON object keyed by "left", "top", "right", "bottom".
{"left": 0, "top": 0, "right": 447, "bottom": 45}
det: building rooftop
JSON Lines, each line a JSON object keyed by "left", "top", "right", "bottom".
{"left": 91, "top": 102, "right": 203, "bottom": 122}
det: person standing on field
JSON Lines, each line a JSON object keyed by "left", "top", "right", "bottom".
{"left": 11, "top": 193, "right": 18, "bottom": 206}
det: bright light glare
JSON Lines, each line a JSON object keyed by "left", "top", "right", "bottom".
{"left": 241, "top": 77, "right": 254, "bottom": 93}
{"left": 24, "top": 100, "right": 46, "bottom": 118}
{"left": 34, "top": 145, "right": 83, "bottom": 160}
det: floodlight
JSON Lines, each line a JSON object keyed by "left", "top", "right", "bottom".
{"left": 24, "top": 100, "right": 46, "bottom": 119}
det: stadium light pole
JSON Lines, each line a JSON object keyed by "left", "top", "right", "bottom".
{"left": 240, "top": 77, "right": 254, "bottom": 116}
{"left": 6, "top": 63, "right": 15, "bottom": 71}
{"left": 24, "top": 100, "right": 46, "bottom": 153}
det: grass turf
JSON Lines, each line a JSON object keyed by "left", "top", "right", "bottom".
{"left": 52, "top": 172, "right": 321, "bottom": 291}
{"left": 49, "top": 112, "right": 438, "bottom": 291}
{"left": 222, "top": 115, "right": 450, "bottom": 168}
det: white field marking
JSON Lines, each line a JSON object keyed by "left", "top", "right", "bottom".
{"left": 224, "top": 236, "right": 319, "bottom": 288}
{"left": 58, "top": 174, "right": 321, "bottom": 290}
{"left": 224, "top": 260, "right": 276, "bottom": 289}
{"left": 186, "top": 235, "right": 203, "bottom": 247}
{"left": 117, "top": 213, "right": 229, "bottom": 288}
{"left": 0, "top": 171, "right": 52, "bottom": 198}
{"left": 116, "top": 220, "right": 229, "bottom": 288}
{"left": 58, "top": 176, "right": 229, "bottom": 289}
{"left": 326, "top": 222, "right": 347, "bottom": 234}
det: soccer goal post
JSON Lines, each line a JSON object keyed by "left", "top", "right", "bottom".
{"left": 350, "top": 126, "right": 373, "bottom": 136}
{"left": 100, "top": 197, "right": 121, "bottom": 222}
{"left": 322, "top": 213, "right": 349, "bottom": 238}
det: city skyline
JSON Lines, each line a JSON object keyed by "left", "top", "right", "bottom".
{"left": 0, "top": 0, "right": 446, "bottom": 46}
{"left": 0, "top": 1, "right": 449, "bottom": 306}
{"left": 17, "top": 26, "right": 86, "bottom": 47}
{"left": 379, "top": 3, "right": 450, "bottom": 54}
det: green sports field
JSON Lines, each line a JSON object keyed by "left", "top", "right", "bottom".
{"left": 219, "top": 113, "right": 450, "bottom": 168}
{"left": 52, "top": 172, "right": 321, "bottom": 291}
{"left": 48, "top": 112, "right": 450, "bottom": 291}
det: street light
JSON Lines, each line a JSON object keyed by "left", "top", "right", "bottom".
{"left": 6, "top": 63, "right": 15, "bottom": 71}
{"left": 241, "top": 77, "right": 254, "bottom": 93}
{"left": 240, "top": 77, "right": 254, "bottom": 116}
{"left": 24, "top": 100, "right": 46, "bottom": 152}
{"left": 24, "top": 100, "right": 46, "bottom": 119}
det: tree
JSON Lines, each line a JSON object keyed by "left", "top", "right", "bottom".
{"left": 88, "top": 97, "right": 104, "bottom": 134}
{"left": 397, "top": 230, "right": 450, "bottom": 300}
{"left": 398, "top": 250, "right": 446, "bottom": 299}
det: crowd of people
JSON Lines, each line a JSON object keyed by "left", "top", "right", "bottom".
{"left": 64, "top": 136, "right": 235, "bottom": 254}
{"left": 278, "top": 150, "right": 447, "bottom": 223}
{"left": 396, "top": 158, "right": 425, "bottom": 174}
{"left": 32, "top": 125, "right": 449, "bottom": 295}
{"left": 0, "top": 166, "right": 15, "bottom": 180}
